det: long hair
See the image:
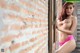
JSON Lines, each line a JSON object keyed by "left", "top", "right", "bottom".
{"left": 58, "top": 2, "right": 74, "bottom": 21}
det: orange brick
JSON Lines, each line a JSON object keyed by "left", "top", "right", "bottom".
{"left": 0, "top": 0, "right": 7, "bottom": 8}
{"left": 29, "top": 37, "right": 36, "bottom": 42}
{"left": 1, "top": 35, "right": 16, "bottom": 43}
{"left": 8, "top": 4, "right": 20, "bottom": 12}
{"left": 10, "top": 24, "right": 27, "bottom": 30}
{"left": 19, "top": 0, "right": 33, "bottom": 8}
{"left": 10, "top": 43, "right": 21, "bottom": 51}
{"left": 21, "top": 8, "right": 29, "bottom": 14}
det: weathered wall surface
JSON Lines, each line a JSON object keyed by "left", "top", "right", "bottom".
{"left": 0, "top": 0, "right": 48, "bottom": 53}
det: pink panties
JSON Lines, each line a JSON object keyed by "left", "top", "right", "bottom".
{"left": 59, "top": 35, "right": 74, "bottom": 46}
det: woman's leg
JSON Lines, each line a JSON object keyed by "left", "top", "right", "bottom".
{"left": 56, "top": 39, "right": 76, "bottom": 53}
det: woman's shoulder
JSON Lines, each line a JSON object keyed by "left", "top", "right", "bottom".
{"left": 72, "top": 16, "right": 77, "bottom": 24}
{"left": 72, "top": 15, "right": 77, "bottom": 20}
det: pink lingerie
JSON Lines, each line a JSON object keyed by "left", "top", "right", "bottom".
{"left": 59, "top": 35, "right": 74, "bottom": 46}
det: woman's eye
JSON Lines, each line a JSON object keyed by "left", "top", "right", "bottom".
{"left": 66, "top": 6, "right": 73, "bottom": 9}
{"left": 66, "top": 7, "right": 68, "bottom": 9}
{"left": 70, "top": 7, "right": 72, "bottom": 9}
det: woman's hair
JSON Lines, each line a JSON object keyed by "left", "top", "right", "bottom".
{"left": 58, "top": 2, "right": 74, "bottom": 21}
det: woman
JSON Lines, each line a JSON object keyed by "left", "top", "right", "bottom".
{"left": 53, "top": 2, "right": 77, "bottom": 53}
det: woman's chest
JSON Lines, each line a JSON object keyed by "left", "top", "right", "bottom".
{"left": 63, "top": 19, "right": 72, "bottom": 25}
{"left": 62, "top": 19, "right": 72, "bottom": 28}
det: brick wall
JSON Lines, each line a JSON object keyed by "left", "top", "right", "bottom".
{"left": 0, "top": 0, "right": 48, "bottom": 53}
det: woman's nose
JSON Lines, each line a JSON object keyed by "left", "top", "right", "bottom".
{"left": 68, "top": 9, "right": 71, "bottom": 12}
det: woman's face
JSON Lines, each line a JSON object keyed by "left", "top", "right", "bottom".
{"left": 66, "top": 5, "right": 74, "bottom": 16}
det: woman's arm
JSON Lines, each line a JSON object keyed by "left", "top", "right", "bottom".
{"left": 56, "top": 18, "right": 63, "bottom": 29}
{"left": 56, "top": 18, "right": 63, "bottom": 24}
{"left": 57, "top": 27, "right": 73, "bottom": 34}
{"left": 57, "top": 16, "right": 77, "bottom": 34}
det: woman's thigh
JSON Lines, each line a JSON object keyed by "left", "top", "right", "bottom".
{"left": 56, "top": 39, "right": 76, "bottom": 53}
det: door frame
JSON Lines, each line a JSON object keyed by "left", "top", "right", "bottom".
{"left": 48, "top": 0, "right": 56, "bottom": 53}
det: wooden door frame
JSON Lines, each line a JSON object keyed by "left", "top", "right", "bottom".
{"left": 48, "top": 0, "right": 55, "bottom": 53}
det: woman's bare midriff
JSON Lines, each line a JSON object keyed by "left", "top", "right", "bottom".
{"left": 58, "top": 31, "right": 69, "bottom": 42}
